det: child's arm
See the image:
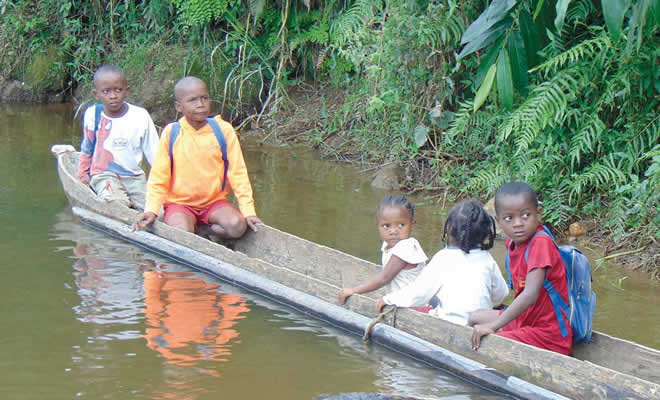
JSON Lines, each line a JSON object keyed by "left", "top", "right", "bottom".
{"left": 77, "top": 111, "right": 94, "bottom": 184}
{"left": 378, "top": 258, "right": 443, "bottom": 309}
{"left": 222, "top": 120, "right": 256, "bottom": 218}
{"left": 133, "top": 126, "right": 172, "bottom": 231}
{"left": 470, "top": 267, "right": 546, "bottom": 350}
{"left": 141, "top": 114, "right": 159, "bottom": 167}
{"left": 337, "top": 255, "right": 412, "bottom": 305}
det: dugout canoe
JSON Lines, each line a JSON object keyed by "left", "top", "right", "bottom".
{"left": 51, "top": 144, "right": 660, "bottom": 400}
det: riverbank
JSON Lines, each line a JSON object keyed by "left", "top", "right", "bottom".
{"left": 1, "top": 76, "right": 656, "bottom": 277}
{"left": 246, "top": 82, "right": 659, "bottom": 278}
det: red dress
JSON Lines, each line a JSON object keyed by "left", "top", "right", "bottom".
{"left": 497, "top": 226, "right": 573, "bottom": 355}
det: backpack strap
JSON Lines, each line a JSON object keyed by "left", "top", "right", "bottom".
{"left": 523, "top": 226, "right": 570, "bottom": 338}
{"left": 504, "top": 242, "right": 513, "bottom": 289}
{"left": 206, "top": 117, "right": 228, "bottom": 191}
{"left": 168, "top": 122, "right": 181, "bottom": 177}
{"left": 543, "top": 280, "right": 570, "bottom": 337}
{"left": 167, "top": 118, "right": 228, "bottom": 190}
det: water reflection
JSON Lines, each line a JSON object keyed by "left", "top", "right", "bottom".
{"left": 50, "top": 212, "right": 488, "bottom": 399}
{"left": 71, "top": 242, "right": 146, "bottom": 334}
{"left": 143, "top": 268, "right": 249, "bottom": 370}
{"left": 58, "top": 214, "right": 250, "bottom": 374}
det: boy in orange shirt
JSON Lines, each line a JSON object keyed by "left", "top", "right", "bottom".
{"left": 132, "top": 76, "right": 262, "bottom": 237}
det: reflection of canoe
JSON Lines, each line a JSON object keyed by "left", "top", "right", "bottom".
{"left": 52, "top": 145, "right": 659, "bottom": 400}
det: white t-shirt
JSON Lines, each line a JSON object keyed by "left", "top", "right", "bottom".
{"left": 381, "top": 238, "right": 428, "bottom": 292}
{"left": 81, "top": 103, "right": 159, "bottom": 176}
{"left": 383, "top": 247, "right": 509, "bottom": 325}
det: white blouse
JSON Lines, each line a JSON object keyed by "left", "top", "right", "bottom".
{"left": 381, "top": 238, "right": 428, "bottom": 292}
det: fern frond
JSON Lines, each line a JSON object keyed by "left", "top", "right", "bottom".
{"left": 329, "top": 0, "right": 382, "bottom": 48}
{"left": 514, "top": 153, "right": 556, "bottom": 180}
{"left": 425, "top": 1, "right": 466, "bottom": 47}
{"left": 467, "top": 166, "right": 509, "bottom": 194}
{"left": 530, "top": 36, "right": 611, "bottom": 77}
{"left": 541, "top": 179, "right": 572, "bottom": 229}
{"left": 172, "top": 0, "right": 237, "bottom": 27}
{"left": 446, "top": 101, "right": 473, "bottom": 140}
{"left": 570, "top": 155, "right": 627, "bottom": 203}
{"left": 568, "top": 115, "right": 606, "bottom": 167}
{"left": 634, "top": 116, "right": 660, "bottom": 158}
{"left": 499, "top": 72, "right": 578, "bottom": 151}
{"left": 445, "top": 101, "right": 495, "bottom": 151}
{"left": 566, "top": 0, "right": 594, "bottom": 25}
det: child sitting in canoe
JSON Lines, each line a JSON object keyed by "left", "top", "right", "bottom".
{"left": 374, "top": 199, "right": 509, "bottom": 326}
{"left": 468, "top": 182, "right": 572, "bottom": 355}
{"left": 132, "top": 76, "right": 262, "bottom": 238}
{"left": 77, "top": 64, "right": 159, "bottom": 209}
{"left": 337, "top": 195, "right": 428, "bottom": 305}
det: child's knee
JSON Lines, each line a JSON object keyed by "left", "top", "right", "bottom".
{"left": 225, "top": 214, "right": 247, "bottom": 236}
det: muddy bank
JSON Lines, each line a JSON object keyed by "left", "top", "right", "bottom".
{"left": 0, "top": 79, "right": 68, "bottom": 104}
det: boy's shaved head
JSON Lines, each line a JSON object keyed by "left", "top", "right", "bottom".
{"left": 94, "top": 65, "right": 126, "bottom": 85}
{"left": 494, "top": 181, "right": 538, "bottom": 214}
{"left": 174, "top": 76, "right": 207, "bottom": 101}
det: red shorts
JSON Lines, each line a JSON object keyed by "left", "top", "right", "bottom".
{"left": 163, "top": 200, "right": 231, "bottom": 229}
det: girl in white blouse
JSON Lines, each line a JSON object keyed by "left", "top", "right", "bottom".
{"left": 375, "top": 199, "right": 509, "bottom": 325}
{"left": 338, "top": 195, "right": 428, "bottom": 305}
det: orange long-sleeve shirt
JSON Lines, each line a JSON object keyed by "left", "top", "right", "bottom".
{"left": 144, "top": 116, "right": 256, "bottom": 217}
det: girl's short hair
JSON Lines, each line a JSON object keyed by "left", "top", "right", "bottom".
{"left": 376, "top": 194, "right": 414, "bottom": 220}
{"left": 442, "top": 199, "right": 496, "bottom": 253}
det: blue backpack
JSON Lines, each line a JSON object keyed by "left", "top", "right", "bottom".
{"left": 505, "top": 225, "right": 596, "bottom": 343}
{"left": 168, "top": 117, "right": 228, "bottom": 191}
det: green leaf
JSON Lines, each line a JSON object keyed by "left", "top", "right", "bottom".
{"left": 520, "top": 9, "right": 541, "bottom": 67}
{"left": 474, "top": 64, "right": 497, "bottom": 112}
{"left": 533, "top": 0, "right": 546, "bottom": 20}
{"left": 496, "top": 48, "right": 514, "bottom": 109}
{"left": 414, "top": 124, "right": 429, "bottom": 148}
{"left": 602, "top": 0, "right": 629, "bottom": 42}
{"left": 507, "top": 30, "right": 528, "bottom": 94}
{"left": 555, "top": 0, "right": 573, "bottom": 34}
{"left": 474, "top": 36, "right": 506, "bottom": 87}
{"left": 458, "top": 20, "right": 511, "bottom": 60}
{"left": 461, "top": 0, "right": 517, "bottom": 44}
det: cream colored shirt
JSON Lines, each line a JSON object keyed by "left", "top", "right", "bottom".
{"left": 381, "top": 238, "right": 428, "bottom": 293}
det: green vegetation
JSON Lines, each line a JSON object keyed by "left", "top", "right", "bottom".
{"left": 1, "top": 0, "right": 657, "bottom": 275}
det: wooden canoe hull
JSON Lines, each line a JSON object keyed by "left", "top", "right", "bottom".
{"left": 52, "top": 145, "right": 659, "bottom": 400}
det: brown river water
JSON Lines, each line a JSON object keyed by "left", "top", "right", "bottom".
{"left": 1, "top": 104, "right": 658, "bottom": 399}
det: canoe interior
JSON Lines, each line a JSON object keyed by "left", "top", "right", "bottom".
{"left": 54, "top": 148, "right": 660, "bottom": 399}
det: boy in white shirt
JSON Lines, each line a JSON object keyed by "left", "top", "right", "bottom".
{"left": 77, "top": 65, "right": 159, "bottom": 209}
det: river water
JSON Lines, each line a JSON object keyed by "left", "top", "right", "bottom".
{"left": 1, "top": 104, "right": 658, "bottom": 399}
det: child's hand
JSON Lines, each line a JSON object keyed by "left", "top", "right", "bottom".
{"left": 132, "top": 212, "right": 157, "bottom": 231}
{"left": 79, "top": 174, "right": 90, "bottom": 184}
{"left": 471, "top": 323, "right": 496, "bottom": 350}
{"left": 375, "top": 298, "right": 386, "bottom": 313}
{"left": 337, "top": 288, "right": 355, "bottom": 305}
{"left": 246, "top": 215, "right": 263, "bottom": 232}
